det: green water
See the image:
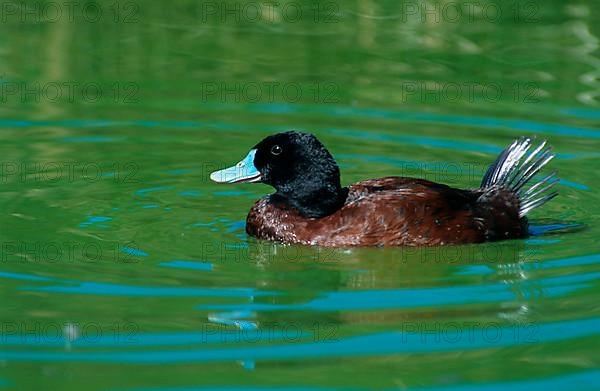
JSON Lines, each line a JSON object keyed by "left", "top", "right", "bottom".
{"left": 0, "top": 1, "right": 599, "bottom": 389}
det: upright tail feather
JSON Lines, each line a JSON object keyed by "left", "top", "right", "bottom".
{"left": 480, "top": 137, "right": 559, "bottom": 218}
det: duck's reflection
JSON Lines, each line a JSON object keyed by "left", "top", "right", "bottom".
{"left": 228, "top": 238, "right": 549, "bottom": 333}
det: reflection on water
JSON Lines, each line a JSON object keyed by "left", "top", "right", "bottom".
{"left": 0, "top": 0, "right": 599, "bottom": 390}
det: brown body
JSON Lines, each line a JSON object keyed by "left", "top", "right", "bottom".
{"left": 246, "top": 177, "right": 527, "bottom": 247}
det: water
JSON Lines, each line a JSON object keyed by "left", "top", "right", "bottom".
{"left": 0, "top": 1, "right": 599, "bottom": 389}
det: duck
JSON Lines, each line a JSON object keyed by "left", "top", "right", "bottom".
{"left": 210, "top": 131, "right": 558, "bottom": 247}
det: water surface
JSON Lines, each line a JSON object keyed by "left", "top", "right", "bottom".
{"left": 0, "top": 1, "right": 599, "bottom": 390}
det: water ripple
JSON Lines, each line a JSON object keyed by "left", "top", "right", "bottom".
{"left": 0, "top": 318, "right": 597, "bottom": 363}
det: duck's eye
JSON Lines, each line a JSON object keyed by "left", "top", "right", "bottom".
{"left": 271, "top": 145, "right": 282, "bottom": 156}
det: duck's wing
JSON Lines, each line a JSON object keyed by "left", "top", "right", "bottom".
{"left": 318, "top": 179, "right": 485, "bottom": 246}
{"left": 346, "top": 176, "right": 449, "bottom": 203}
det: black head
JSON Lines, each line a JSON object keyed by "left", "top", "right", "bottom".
{"left": 211, "top": 131, "right": 347, "bottom": 218}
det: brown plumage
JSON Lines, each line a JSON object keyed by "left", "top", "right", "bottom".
{"left": 246, "top": 177, "right": 526, "bottom": 247}
{"left": 211, "top": 132, "right": 558, "bottom": 247}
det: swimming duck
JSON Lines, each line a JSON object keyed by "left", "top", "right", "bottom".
{"left": 210, "top": 131, "right": 558, "bottom": 247}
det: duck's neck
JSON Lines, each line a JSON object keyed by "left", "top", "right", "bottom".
{"left": 277, "top": 183, "right": 348, "bottom": 218}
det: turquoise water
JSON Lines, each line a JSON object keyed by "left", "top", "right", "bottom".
{"left": 0, "top": 1, "right": 599, "bottom": 389}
